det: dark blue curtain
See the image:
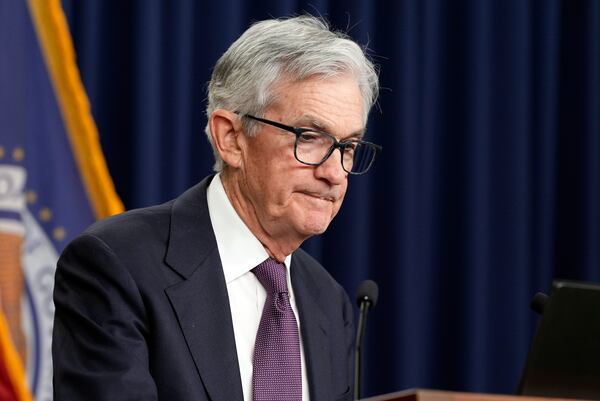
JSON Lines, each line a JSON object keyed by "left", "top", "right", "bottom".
{"left": 61, "top": 0, "right": 600, "bottom": 397}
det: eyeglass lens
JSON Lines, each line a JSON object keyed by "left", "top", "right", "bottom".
{"left": 295, "top": 132, "right": 376, "bottom": 174}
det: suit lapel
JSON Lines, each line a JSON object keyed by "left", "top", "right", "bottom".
{"left": 164, "top": 177, "right": 244, "bottom": 401}
{"left": 291, "top": 255, "right": 333, "bottom": 401}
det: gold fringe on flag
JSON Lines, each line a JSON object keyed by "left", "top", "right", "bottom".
{"left": 27, "top": 0, "right": 124, "bottom": 219}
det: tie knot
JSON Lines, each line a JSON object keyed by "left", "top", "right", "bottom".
{"left": 252, "top": 258, "right": 288, "bottom": 294}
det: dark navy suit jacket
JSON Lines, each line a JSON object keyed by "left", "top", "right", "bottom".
{"left": 52, "top": 176, "right": 355, "bottom": 401}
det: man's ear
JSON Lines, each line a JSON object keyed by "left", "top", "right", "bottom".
{"left": 209, "top": 109, "right": 245, "bottom": 168}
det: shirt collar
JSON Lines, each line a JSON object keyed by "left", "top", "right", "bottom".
{"left": 207, "top": 173, "right": 291, "bottom": 284}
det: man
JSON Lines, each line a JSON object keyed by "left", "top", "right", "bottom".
{"left": 52, "top": 15, "right": 380, "bottom": 401}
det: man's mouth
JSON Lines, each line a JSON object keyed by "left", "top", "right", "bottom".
{"left": 300, "top": 192, "right": 336, "bottom": 202}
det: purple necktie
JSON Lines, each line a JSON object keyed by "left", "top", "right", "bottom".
{"left": 252, "top": 258, "right": 302, "bottom": 401}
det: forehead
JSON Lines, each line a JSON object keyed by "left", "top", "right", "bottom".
{"left": 268, "top": 74, "right": 365, "bottom": 137}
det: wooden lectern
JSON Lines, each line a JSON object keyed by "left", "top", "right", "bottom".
{"left": 361, "top": 389, "right": 592, "bottom": 401}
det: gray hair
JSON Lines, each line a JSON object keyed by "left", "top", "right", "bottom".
{"left": 205, "top": 15, "right": 379, "bottom": 172}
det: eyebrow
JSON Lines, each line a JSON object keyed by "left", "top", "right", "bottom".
{"left": 294, "top": 114, "right": 366, "bottom": 140}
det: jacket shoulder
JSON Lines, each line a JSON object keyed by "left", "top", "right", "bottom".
{"left": 83, "top": 201, "right": 174, "bottom": 248}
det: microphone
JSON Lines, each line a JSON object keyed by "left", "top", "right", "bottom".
{"left": 354, "top": 280, "right": 379, "bottom": 400}
{"left": 530, "top": 292, "right": 549, "bottom": 315}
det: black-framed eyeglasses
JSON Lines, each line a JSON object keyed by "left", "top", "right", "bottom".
{"left": 243, "top": 114, "right": 382, "bottom": 175}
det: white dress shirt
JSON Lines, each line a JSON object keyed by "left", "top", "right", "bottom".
{"left": 206, "top": 174, "right": 310, "bottom": 401}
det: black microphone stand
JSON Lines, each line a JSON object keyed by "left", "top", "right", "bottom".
{"left": 354, "top": 299, "right": 371, "bottom": 399}
{"left": 354, "top": 280, "right": 378, "bottom": 400}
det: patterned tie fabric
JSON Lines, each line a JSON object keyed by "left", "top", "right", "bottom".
{"left": 251, "top": 258, "right": 302, "bottom": 401}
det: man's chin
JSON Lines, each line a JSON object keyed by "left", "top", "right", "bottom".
{"left": 296, "top": 216, "right": 333, "bottom": 237}
{"left": 288, "top": 202, "right": 338, "bottom": 237}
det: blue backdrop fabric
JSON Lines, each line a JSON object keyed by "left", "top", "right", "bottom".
{"left": 61, "top": 0, "right": 600, "bottom": 397}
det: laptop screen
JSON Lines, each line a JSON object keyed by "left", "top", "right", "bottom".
{"left": 518, "top": 280, "right": 600, "bottom": 399}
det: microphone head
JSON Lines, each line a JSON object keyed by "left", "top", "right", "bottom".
{"left": 356, "top": 279, "right": 379, "bottom": 308}
{"left": 530, "top": 292, "right": 549, "bottom": 315}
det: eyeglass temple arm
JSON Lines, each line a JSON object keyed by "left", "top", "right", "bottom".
{"left": 243, "top": 114, "right": 298, "bottom": 134}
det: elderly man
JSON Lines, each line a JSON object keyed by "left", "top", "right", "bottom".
{"left": 52, "top": 15, "right": 380, "bottom": 401}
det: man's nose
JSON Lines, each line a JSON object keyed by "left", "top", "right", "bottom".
{"left": 314, "top": 149, "right": 347, "bottom": 184}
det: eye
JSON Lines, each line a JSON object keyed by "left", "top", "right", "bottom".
{"left": 298, "top": 131, "right": 322, "bottom": 143}
{"left": 343, "top": 141, "right": 358, "bottom": 154}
